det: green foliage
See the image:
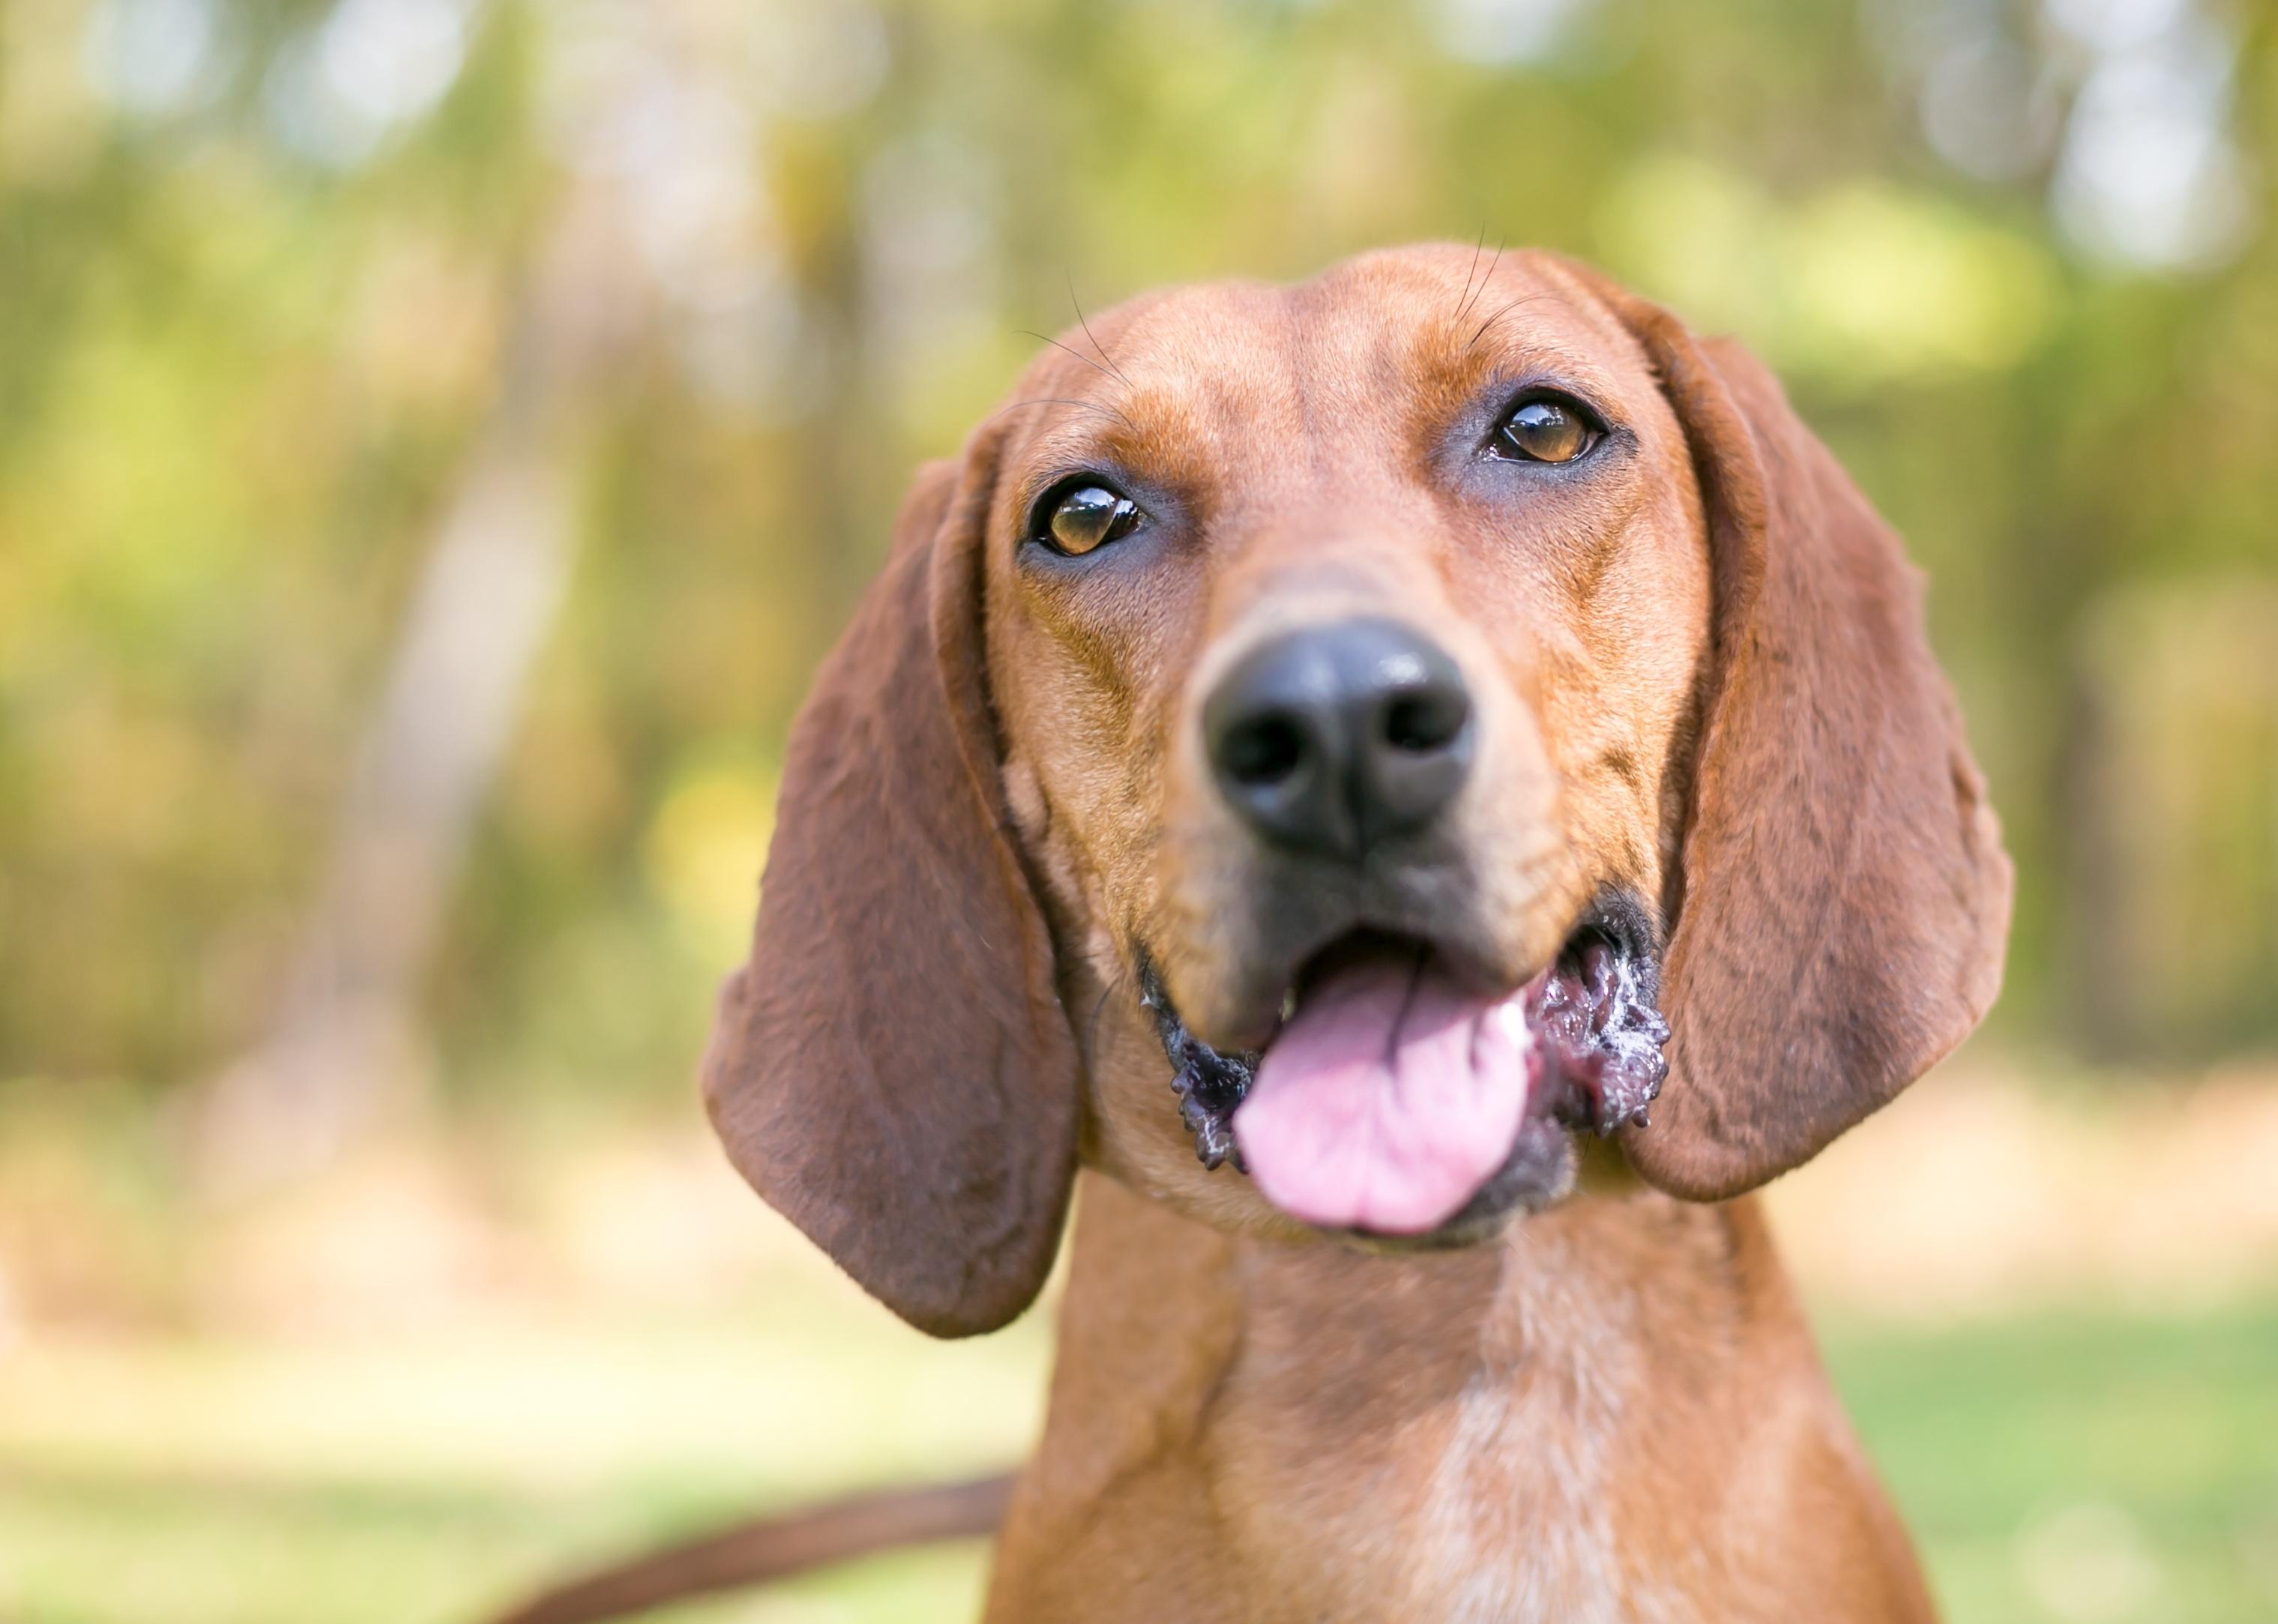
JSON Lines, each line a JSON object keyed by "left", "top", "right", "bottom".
{"left": 2, "top": 0, "right": 2274, "bottom": 1104}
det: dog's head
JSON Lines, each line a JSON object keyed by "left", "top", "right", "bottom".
{"left": 704, "top": 247, "right": 2012, "bottom": 1336}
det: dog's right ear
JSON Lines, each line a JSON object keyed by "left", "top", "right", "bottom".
{"left": 702, "top": 438, "right": 1079, "bottom": 1338}
{"left": 1550, "top": 259, "right": 2011, "bottom": 1201}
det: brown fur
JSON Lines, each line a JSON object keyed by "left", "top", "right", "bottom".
{"left": 694, "top": 246, "right": 2010, "bottom": 1620}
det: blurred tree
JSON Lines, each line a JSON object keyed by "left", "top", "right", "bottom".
{"left": 193, "top": 183, "right": 645, "bottom": 1188}
{"left": 1, "top": 0, "right": 2273, "bottom": 1146}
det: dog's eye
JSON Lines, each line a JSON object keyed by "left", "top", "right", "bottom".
{"left": 1492, "top": 395, "right": 1601, "bottom": 464}
{"left": 1040, "top": 483, "right": 1142, "bottom": 556}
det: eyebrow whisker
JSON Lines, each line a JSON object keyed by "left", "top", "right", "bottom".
{"left": 1465, "top": 289, "right": 1552, "bottom": 354}
{"left": 1456, "top": 236, "right": 1507, "bottom": 327}
{"left": 987, "top": 396, "right": 1140, "bottom": 435}
{"left": 1019, "top": 329, "right": 1129, "bottom": 390}
{"left": 1455, "top": 224, "right": 1487, "bottom": 320}
{"left": 1068, "top": 271, "right": 1134, "bottom": 390}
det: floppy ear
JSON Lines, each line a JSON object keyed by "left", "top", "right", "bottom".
{"left": 702, "top": 440, "right": 1079, "bottom": 1336}
{"left": 1578, "top": 276, "right": 2013, "bottom": 1200}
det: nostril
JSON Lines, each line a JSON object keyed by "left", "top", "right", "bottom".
{"left": 1382, "top": 688, "right": 1468, "bottom": 755}
{"left": 1221, "top": 713, "right": 1307, "bottom": 786}
{"left": 1204, "top": 618, "right": 1470, "bottom": 859}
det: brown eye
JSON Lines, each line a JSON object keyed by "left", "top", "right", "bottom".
{"left": 1042, "top": 483, "right": 1142, "bottom": 555}
{"left": 1494, "top": 396, "right": 1600, "bottom": 464}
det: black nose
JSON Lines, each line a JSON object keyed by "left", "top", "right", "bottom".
{"left": 1203, "top": 617, "right": 1474, "bottom": 860}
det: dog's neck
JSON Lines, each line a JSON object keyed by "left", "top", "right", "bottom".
{"left": 984, "top": 1168, "right": 1932, "bottom": 1624}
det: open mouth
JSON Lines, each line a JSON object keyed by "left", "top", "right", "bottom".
{"left": 1138, "top": 898, "right": 1669, "bottom": 1237}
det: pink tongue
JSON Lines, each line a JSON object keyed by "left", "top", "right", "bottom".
{"left": 1232, "top": 952, "right": 1537, "bottom": 1234}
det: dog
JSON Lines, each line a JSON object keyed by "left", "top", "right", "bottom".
{"left": 497, "top": 244, "right": 2011, "bottom": 1623}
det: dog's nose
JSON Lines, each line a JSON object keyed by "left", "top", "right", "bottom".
{"left": 1204, "top": 617, "right": 1474, "bottom": 860}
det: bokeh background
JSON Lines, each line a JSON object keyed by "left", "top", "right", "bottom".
{"left": 3, "top": 0, "right": 2276, "bottom": 1620}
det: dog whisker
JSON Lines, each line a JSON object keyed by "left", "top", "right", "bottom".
{"left": 1455, "top": 233, "right": 1506, "bottom": 327}
{"left": 1466, "top": 290, "right": 1552, "bottom": 354}
{"left": 988, "top": 396, "right": 1141, "bottom": 436}
{"left": 1454, "top": 224, "right": 1488, "bottom": 321}
{"left": 1082, "top": 967, "right": 1125, "bottom": 1074}
{"left": 1019, "top": 330, "right": 1127, "bottom": 392}
{"left": 1067, "top": 271, "right": 1134, "bottom": 390}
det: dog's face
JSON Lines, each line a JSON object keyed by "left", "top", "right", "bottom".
{"left": 705, "top": 247, "right": 2013, "bottom": 1337}
{"left": 982, "top": 250, "right": 1707, "bottom": 1243}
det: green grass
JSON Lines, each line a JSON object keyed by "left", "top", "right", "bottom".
{"left": 0, "top": 1305, "right": 1049, "bottom": 1624}
{"left": 1, "top": 1302, "right": 2272, "bottom": 1623}
{"left": 1825, "top": 1306, "right": 2278, "bottom": 1624}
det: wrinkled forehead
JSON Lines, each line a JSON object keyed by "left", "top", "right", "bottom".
{"left": 991, "top": 247, "right": 1645, "bottom": 512}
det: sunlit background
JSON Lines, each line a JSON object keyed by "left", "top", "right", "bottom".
{"left": 2, "top": 0, "right": 2275, "bottom": 1620}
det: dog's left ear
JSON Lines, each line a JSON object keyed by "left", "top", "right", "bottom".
{"left": 1565, "top": 266, "right": 2013, "bottom": 1200}
{"left": 702, "top": 435, "right": 1079, "bottom": 1338}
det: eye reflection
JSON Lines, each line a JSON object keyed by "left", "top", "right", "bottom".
{"left": 1044, "top": 483, "right": 1142, "bottom": 555}
{"left": 1493, "top": 396, "right": 1599, "bottom": 465}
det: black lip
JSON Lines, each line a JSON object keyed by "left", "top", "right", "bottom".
{"left": 1136, "top": 954, "right": 1257, "bottom": 1172}
{"left": 1564, "top": 890, "right": 1659, "bottom": 978}
{"left": 1533, "top": 897, "right": 1670, "bottom": 1138}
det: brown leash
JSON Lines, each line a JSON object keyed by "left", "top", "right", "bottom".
{"left": 486, "top": 1473, "right": 1016, "bottom": 1624}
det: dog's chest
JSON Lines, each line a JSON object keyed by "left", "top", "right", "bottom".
{"left": 1205, "top": 1288, "right": 1699, "bottom": 1623}
{"left": 1411, "top": 1381, "right": 1622, "bottom": 1620}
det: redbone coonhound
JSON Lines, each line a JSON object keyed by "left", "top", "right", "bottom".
{"left": 498, "top": 244, "right": 2012, "bottom": 1624}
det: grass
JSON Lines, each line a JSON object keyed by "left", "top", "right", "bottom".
{"left": 1826, "top": 1306, "right": 2278, "bottom": 1624}
{"left": 1, "top": 1300, "right": 2273, "bottom": 1623}
{"left": 0, "top": 1302, "right": 1049, "bottom": 1624}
